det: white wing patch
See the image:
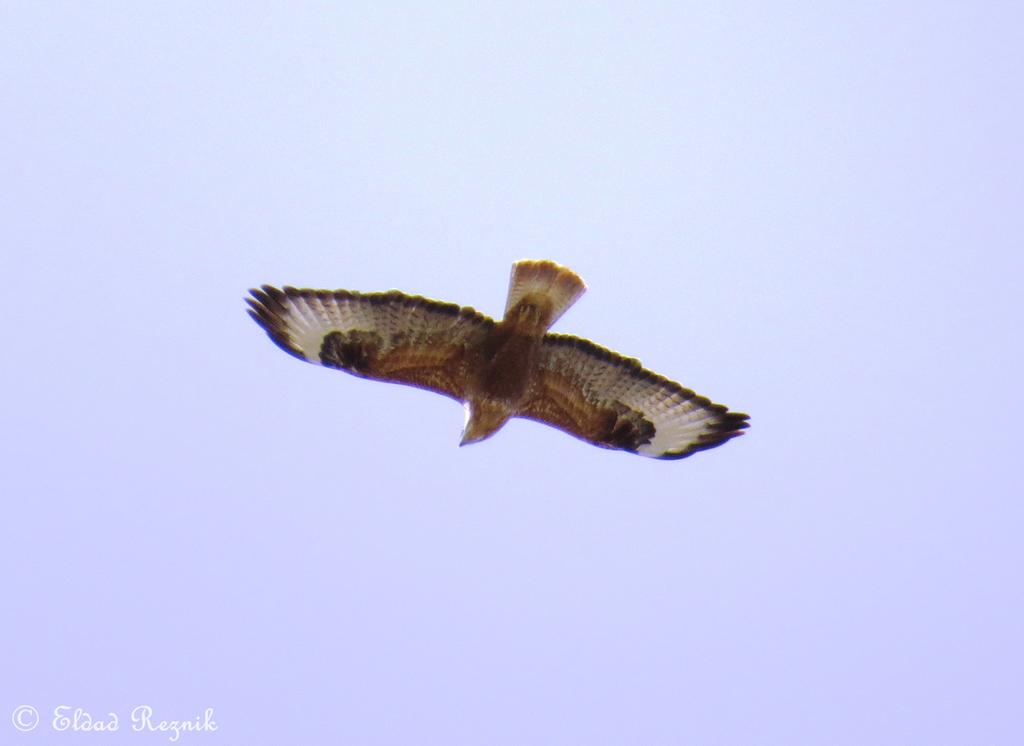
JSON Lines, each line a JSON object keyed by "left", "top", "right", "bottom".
{"left": 535, "top": 334, "right": 748, "bottom": 459}
{"left": 635, "top": 396, "right": 734, "bottom": 458}
{"left": 281, "top": 292, "right": 377, "bottom": 362}
{"left": 246, "top": 286, "right": 495, "bottom": 367}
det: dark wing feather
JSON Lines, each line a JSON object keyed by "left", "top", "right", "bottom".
{"left": 247, "top": 286, "right": 494, "bottom": 401}
{"left": 518, "top": 334, "right": 748, "bottom": 459}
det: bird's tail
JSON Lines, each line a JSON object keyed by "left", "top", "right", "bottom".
{"left": 504, "top": 259, "right": 587, "bottom": 332}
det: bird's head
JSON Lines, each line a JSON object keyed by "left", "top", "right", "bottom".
{"left": 460, "top": 399, "right": 512, "bottom": 446}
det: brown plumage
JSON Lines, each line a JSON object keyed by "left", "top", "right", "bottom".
{"left": 247, "top": 260, "right": 748, "bottom": 459}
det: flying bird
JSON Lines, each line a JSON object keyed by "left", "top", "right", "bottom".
{"left": 247, "top": 260, "right": 748, "bottom": 459}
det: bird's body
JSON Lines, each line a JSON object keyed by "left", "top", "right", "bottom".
{"left": 459, "top": 261, "right": 586, "bottom": 444}
{"left": 247, "top": 260, "right": 748, "bottom": 459}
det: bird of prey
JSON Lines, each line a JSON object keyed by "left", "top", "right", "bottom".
{"left": 247, "top": 260, "right": 748, "bottom": 459}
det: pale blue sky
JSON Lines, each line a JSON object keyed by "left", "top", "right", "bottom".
{"left": 2, "top": 3, "right": 1021, "bottom": 744}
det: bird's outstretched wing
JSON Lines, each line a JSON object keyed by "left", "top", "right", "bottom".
{"left": 518, "top": 334, "right": 749, "bottom": 459}
{"left": 247, "top": 286, "right": 494, "bottom": 401}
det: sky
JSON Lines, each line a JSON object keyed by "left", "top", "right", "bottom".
{"left": 2, "top": 2, "right": 1022, "bottom": 744}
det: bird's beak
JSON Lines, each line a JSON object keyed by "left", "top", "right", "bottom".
{"left": 459, "top": 400, "right": 506, "bottom": 446}
{"left": 460, "top": 401, "right": 478, "bottom": 446}
{"left": 460, "top": 417, "right": 492, "bottom": 447}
